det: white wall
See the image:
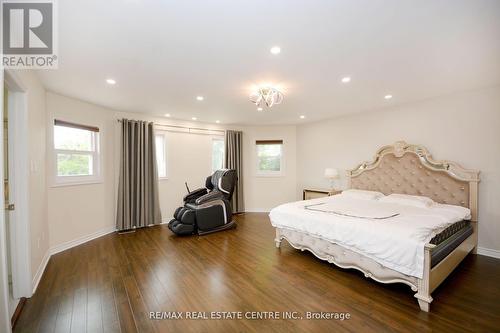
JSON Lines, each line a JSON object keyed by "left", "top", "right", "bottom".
{"left": 296, "top": 86, "right": 500, "bottom": 252}
{"left": 239, "top": 125, "right": 297, "bottom": 212}
{"left": 47, "top": 93, "right": 116, "bottom": 249}
{"left": 46, "top": 92, "right": 297, "bottom": 249}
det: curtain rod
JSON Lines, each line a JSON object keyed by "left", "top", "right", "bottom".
{"left": 117, "top": 119, "right": 225, "bottom": 136}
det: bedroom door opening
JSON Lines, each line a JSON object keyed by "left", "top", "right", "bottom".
{"left": 1, "top": 71, "right": 32, "bottom": 329}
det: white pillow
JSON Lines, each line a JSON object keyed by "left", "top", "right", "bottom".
{"left": 341, "top": 189, "right": 385, "bottom": 200}
{"left": 379, "top": 194, "right": 435, "bottom": 208}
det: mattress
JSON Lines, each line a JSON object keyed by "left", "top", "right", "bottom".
{"left": 430, "top": 221, "right": 473, "bottom": 267}
{"left": 269, "top": 194, "right": 471, "bottom": 279}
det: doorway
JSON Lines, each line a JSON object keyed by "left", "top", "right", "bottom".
{"left": 1, "top": 71, "right": 32, "bottom": 330}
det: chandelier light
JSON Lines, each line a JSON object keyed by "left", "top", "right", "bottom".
{"left": 249, "top": 87, "right": 284, "bottom": 108}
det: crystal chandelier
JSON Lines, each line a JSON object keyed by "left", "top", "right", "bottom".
{"left": 249, "top": 87, "right": 284, "bottom": 108}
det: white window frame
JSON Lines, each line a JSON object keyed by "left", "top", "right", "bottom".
{"left": 211, "top": 137, "right": 225, "bottom": 173}
{"left": 51, "top": 119, "right": 102, "bottom": 187}
{"left": 155, "top": 131, "right": 168, "bottom": 180}
{"left": 255, "top": 140, "right": 284, "bottom": 177}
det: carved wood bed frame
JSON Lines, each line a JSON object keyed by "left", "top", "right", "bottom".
{"left": 274, "top": 141, "right": 480, "bottom": 312}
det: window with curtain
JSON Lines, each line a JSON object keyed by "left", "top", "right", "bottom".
{"left": 155, "top": 132, "right": 168, "bottom": 179}
{"left": 53, "top": 119, "right": 100, "bottom": 185}
{"left": 255, "top": 140, "right": 283, "bottom": 176}
{"left": 212, "top": 137, "right": 224, "bottom": 172}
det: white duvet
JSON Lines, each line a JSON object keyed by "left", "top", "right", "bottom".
{"left": 269, "top": 195, "right": 471, "bottom": 278}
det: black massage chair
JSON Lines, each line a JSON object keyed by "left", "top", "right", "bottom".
{"left": 168, "top": 169, "right": 238, "bottom": 235}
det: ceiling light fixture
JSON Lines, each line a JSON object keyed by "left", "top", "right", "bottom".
{"left": 270, "top": 46, "right": 281, "bottom": 55}
{"left": 257, "top": 107, "right": 263, "bottom": 112}
{"left": 250, "top": 86, "right": 284, "bottom": 109}
{"left": 384, "top": 94, "right": 393, "bottom": 100}
{"left": 300, "top": 115, "right": 305, "bottom": 119}
{"left": 341, "top": 77, "right": 351, "bottom": 83}
{"left": 196, "top": 96, "right": 204, "bottom": 101}
{"left": 192, "top": 117, "right": 197, "bottom": 120}
{"left": 106, "top": 78, "right": 116, "bottom": 85}
{"left": 164, "top": 113, "right": 171, "bottom": 117}
{"left": 215, "top": 120, "right": 220, "bottom": 124}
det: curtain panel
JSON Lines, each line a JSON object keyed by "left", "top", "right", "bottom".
{"left": 116, "top": 119, "right": 162, "bottom": 231}
{"left": 225, "top": 130, "right": 244, "bottom": 213}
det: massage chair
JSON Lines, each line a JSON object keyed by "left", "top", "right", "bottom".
{"left": 168, "top": 169, "right": 238, "bottom": 235}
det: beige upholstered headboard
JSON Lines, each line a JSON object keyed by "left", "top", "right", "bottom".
{"left": 348, "top": 141, "right": 480, "bottom": 221}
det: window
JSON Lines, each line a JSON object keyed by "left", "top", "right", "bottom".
{"left": 155, "top": 132, "right": 168, "bottom": 179}
{"left": 53, "top": 119, "right": 100, "bottom": 184}
{"left": 212, "top": 138, "right": 225, "bottom": 172}
{"left": 256, "top": 140, "right": 283, "bottom": 176}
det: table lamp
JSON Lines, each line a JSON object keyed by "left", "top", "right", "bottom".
{"left": 324, "top": 168, "right": 339, "bottom": 190}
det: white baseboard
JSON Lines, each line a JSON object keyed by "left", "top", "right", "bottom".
{"left": 32, "top": 250, "right": 50, "bottom": 294}
{"left": 49, "top": 225, "right": 116, "bottom": 256}
{"left": 243, "top": 209, "right": 270, "bottom": 213}
{"left": 477, "top": 247, "right": 500, "bottom": 259}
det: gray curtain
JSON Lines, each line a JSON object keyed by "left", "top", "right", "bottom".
{"left": 116, "top": 119, "right": 162, "bottom": 231}
{"left": 225, "top": 130, "right": 244, "bottom": 213}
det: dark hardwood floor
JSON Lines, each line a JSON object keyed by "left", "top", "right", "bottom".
{"left": 15, "top": 213, "right": 500, "bottom": 333}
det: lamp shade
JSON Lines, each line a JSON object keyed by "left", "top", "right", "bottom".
{"left": 324, "top": 168, "right": 339, "bottom": 179}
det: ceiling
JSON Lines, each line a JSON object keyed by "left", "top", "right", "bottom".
{"left": 37, "top": 0, "right": 500, "bottom": 125}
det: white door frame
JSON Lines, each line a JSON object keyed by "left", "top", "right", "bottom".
{"left": 0, "top": 68, "right": 12, "bottom": 333}
{"left": 4, "top": 70, "right": 32, "bottom": 301}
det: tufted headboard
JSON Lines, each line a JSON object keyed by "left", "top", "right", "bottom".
{"left": 348, "top": 141, "right": 480, "bottom": 221}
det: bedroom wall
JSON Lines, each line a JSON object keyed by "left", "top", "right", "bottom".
{"left": 46, "top": 92, "right": 296, "bottom": 250}
{"left": 239, "top": 125, "right": 297, "bottom": 212}
{"left": 296, "top": 85, "right": 500, "bottom": 254}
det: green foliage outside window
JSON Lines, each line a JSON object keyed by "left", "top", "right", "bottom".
{"left": 257, "top": 144, "right": 281, "bottom": 172}
{"left": 57, "top": 154, "right": 92, "bottom": 176}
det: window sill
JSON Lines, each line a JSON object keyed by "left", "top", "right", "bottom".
{"left": 255, "top": 173, "right": 284, "bottom": 178}
{"left": 158, "top": 177, "right": 169, "bottom": 181}
{"left": 50, "top": 179, "right": 103, "bottom": 188}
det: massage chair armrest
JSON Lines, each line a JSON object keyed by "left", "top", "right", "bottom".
{"left": 195, "top": 191, "right": 225, "bottom": 205}
{"left": 183, "top": 188, "right": 208, "bottom": 203}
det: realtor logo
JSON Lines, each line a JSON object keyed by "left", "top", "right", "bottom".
{"left": 2, "top": 0, "right": 58, "bottom": 68}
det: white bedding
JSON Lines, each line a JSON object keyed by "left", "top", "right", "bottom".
{"left": 269, "top": 194, "right": 471, "bottom": 278}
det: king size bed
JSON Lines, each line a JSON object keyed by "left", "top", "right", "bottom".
{"left": 270, "top": 141, "right": 480, "bottom": 312}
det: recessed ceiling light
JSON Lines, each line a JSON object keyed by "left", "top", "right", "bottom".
{"left": 215, "top": 120, "right": 220, "bottom": 124}
{"left": 257, "top": 107, "right": 263, "bottom": 112}
{"left": 106, "top": 78, "right": 116, "bottom": 85}
{"left": 270, "top": 46, "right": 281, "bottom": 55}
{"left": 164, "top": 113, "right": 171, "bottom": 117}
{"left": 384, "top": 94, "right": 393, "bottom": 100}
{"left": 192, "top": 117, "right": 197, "bottom": 121}
{"left": 300, "top": 115, "right": 306, "bottom": 119}
{"left": 196, "top": 96, "right": 204, "bottom": 101}
{"left": 341, "top": 77, "right": 351, "bottom": 83}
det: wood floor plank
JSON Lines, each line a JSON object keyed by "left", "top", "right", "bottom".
{"left": 14, "top": 213, "right": 500, "bottom": 333}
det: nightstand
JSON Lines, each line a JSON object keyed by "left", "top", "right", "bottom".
{"left": 303, "top": 189, "right": 342, "bottom": 200}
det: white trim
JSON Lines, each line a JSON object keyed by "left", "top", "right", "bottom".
{"left": 255, "top": 140, "right": 285, "bottom": 177}
{"left": 5, "top": 70, "right": 32, "bottom": 300}
{"left": 49, "top": 226, "right": 116, "bottom": 256}
{"left": 49, "top": 180, "right": 104, "bottom": 188}
{"left": 49, "top": 117, "right": 103, "bottom": 187}
{"left": 31, "top": 251, "right": 50, "bottom": 295}
{"left": 477, "top": 247, "right": 500, "bottom": 259}
{"left": 243, "top": 209, "right": 269, "bottom": 213}
{"left": 154, "top": 131, "right": 168, "bottom": 179}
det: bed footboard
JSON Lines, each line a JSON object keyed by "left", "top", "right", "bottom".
{"left": 275, "top": 226, "right": 477, "bottom": 312}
